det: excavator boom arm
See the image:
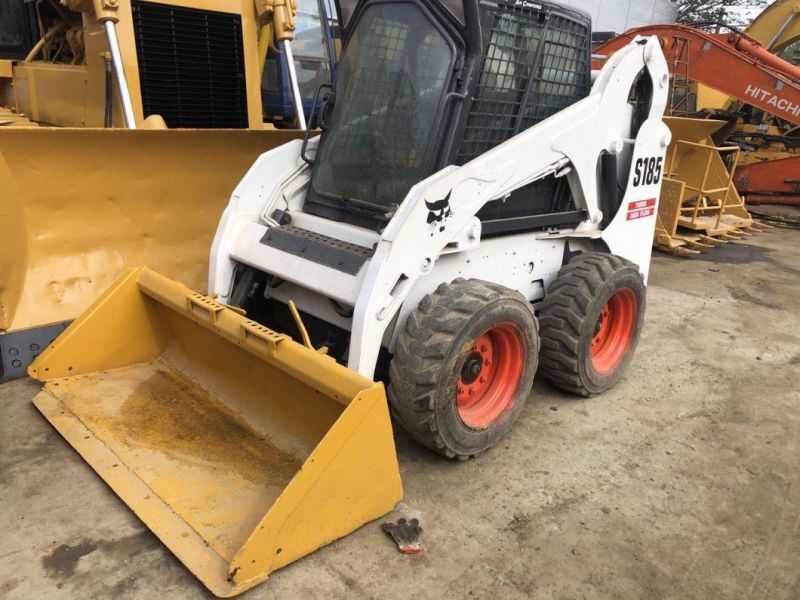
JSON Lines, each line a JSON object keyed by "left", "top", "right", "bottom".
{"left": 594, "top": 24, "right": 800, "bottom": 126}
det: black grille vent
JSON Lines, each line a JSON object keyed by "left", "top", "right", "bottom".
{"left": 131, "top": 0, "right": 248, "bottom": 128}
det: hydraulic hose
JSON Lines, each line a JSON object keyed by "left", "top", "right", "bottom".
{"left": 24, "top": 21, "right": 68, "bottom": 63}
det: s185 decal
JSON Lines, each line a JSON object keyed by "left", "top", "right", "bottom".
{"left": 632, "top": 156, "right": 663, "bottom": 187}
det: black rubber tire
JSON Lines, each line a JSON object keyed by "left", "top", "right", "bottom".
{"left": 388, "top": 278, "right": 539, "bottom": 460}
{"left": 538, "top": 252, "right": 646, "bottom": 397}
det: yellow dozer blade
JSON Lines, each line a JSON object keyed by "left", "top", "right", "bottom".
{"left": 655, "top": 118, "right": 762, "bottom": 256}
{"left": 28, "top": 267, "right": 403, "bottom": 597}
{"left": 0, "top": 126, "right": 302, "bottom": 380}
{"left": 0, "top": 127, "right": 301, "bottom": 334}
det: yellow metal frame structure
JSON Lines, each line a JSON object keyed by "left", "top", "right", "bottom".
{"left": 2, "top": 0, "right": 264, "bottom": 128}
{"left": 655, "top": 118, "right": 764, "bottom": 256}
{"left": 30, "top": 267, "right": 403, "bottom": 597}
{"left": 665, "top": 139, "right": 743, "bottom": 235}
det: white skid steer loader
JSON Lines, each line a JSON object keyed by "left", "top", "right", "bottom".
{"left": 211, "top": 2, "right": 670, "bottom": 453}
{"left": 29, "top": 0, "right": 670, "bottom": 595}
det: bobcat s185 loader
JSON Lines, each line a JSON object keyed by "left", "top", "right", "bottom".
{"left": 29, "top": 0, "right": 671, "bottom": 595}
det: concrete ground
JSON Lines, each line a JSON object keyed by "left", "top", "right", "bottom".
{"left": 2, "top": 227, "right": 799, "bottom": 599}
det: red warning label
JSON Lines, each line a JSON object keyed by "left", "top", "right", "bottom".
{"left": 626, "top": 198, "right": 656, "bottom": 221}
{"left": 628, "top": 198, "right": 656, "bottom": 211}
{"left": 627, "top": 208, "right": 655, "bottom": 221}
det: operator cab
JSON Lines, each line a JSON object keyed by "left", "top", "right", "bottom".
{"left": 303, "top": 0, "right": 593, "bottom": 234}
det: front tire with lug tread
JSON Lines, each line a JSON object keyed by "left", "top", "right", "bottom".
{"left": 388, "top": 279, "right": 539, "bottom": 460}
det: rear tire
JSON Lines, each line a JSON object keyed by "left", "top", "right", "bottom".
{"left": 538, "top": 253, "right": 645, "bottom": 396}
{"left": 388, "top": 279, "right": 539, "bottom": 460}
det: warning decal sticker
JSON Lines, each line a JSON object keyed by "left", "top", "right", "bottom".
{"left": 626, "top": 198, "right": 656, "bottom": 221}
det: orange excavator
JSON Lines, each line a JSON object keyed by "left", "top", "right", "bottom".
{"left": 593, "top": 24, "right": 800, "bottom": 126}
{"left": 734, "top": 156, "right": 800, "bottom": 204}
{"left": 594, "top": 24, "right": 800, "bottom": 206}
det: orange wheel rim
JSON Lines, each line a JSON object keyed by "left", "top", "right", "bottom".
{"left": 456, "top": 323, "right": 525, "bottom": 429}
{"left": 591, "top": 288, "right": 637, "bottom": 374}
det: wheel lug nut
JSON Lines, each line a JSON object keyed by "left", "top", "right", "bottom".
{"left": 480, "top": 344, "right": 488, "bottom": 352}
{"left": 485, "top": 359, "right": 491, "bottom": 366}
{"left": 469, "top": 389, "right": 476, "bottom": 395}
{"left": 479, "top": 376, "right": 486, "bottom": 383}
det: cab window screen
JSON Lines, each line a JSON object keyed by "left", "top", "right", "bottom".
{"left": 456, "top": 13, "right": 544, "bottom": 163}
{"left": 310, "top": 3, "right": 452, "bottom": 209}
{"left": 521, "top": 14, "right": 589, "bottom": 127}
{"left": 456, "top": 8, "right": 589, "bottom": 165}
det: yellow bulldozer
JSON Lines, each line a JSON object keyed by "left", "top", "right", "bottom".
{"left": 0, "top": 0, "right": 339, "bottom": 379}
{"left": 0, "top": 0, "right": 334, "bottom": 128}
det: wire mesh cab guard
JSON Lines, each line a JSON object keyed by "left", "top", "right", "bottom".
{"left": 302, "top": 0, "right": 592, "bottom": 232}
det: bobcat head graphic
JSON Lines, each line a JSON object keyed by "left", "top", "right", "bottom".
{"left": 425, "top": 191, "right": 453, "bottom": 235}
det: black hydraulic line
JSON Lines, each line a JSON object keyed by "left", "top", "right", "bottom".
{"left": 600, "top": 152, "right": 620, "bottom": 228}
{"left": 104, "top": 55, "right": 113, "bottom": 128}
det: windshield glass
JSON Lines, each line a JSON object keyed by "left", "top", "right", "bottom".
{"left": 310, "top": 2, "right": 452, "bottom": 210}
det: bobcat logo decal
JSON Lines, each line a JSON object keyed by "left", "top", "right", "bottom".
{"left": 425, "top": 191, "right": 453, "bottom": 236}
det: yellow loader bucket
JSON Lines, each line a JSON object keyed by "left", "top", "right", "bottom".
{"left": 655, "top": 118, "right": 762, "bottom": 256}
{"left": 0, "top": 127, "right": 301, "bottom": 380}
{"left": 29, "top": 267, "right": 403, "bottom": 597}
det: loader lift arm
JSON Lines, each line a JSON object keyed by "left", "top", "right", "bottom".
{"left": 593, "top": 24, "right": 800, "bottom": 126}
